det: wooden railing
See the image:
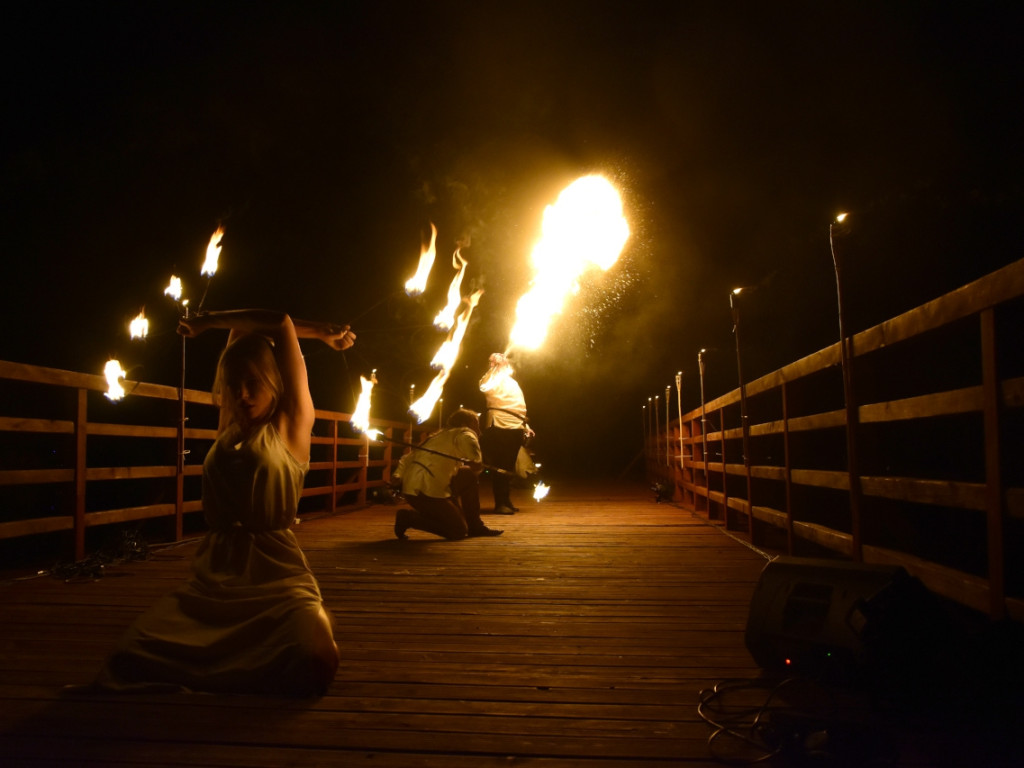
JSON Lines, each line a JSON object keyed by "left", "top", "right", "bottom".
{"left": 648, "top": 256, "right": 1024, "bottom": 622}
{"left": 0, "top": 360, "right": 421, "bottom": 561}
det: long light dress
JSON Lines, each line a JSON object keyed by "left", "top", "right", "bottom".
{"left": 96, "top": 422, "right": 330, "bottom": 695}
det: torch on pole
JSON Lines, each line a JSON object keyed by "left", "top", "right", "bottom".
{"left": 675, "top": 371, "right": 684, "bottom": 468}
{"left": 665, "top": 385, "right": 671, "bottom": 467}
{"left": 654, "top": 395, "right": 660, "bottom": 465}
{"left": 730, "top": 288, "right": 754, "bottom": 537}
{"left": 698, "top": 350, "right": 709, "bottom": 489}
{"left": 831, "top": 213, "right": 863, "bottom": 559}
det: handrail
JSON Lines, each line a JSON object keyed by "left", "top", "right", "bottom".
{"left": 0, "top": 359, "right": 421, "bottom": 560}
{"left": 649, "top": 256, "right": 1024, "bottom": 622}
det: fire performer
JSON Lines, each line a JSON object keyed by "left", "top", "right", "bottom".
{"left": 393, "top": 408, "right": 504, "bottom": 540}
{"left": 88, "top": 309, "right": 355, "bottom": 696}
{"left": 478, "top": 352, "right": 534, "bottom": 514}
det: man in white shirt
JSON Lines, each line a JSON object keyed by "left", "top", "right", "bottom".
{"left": 478, "top": 353, "right": 535, "bottom": 514}
{"left": 393, "top": 409, "right": 503, "bottom": 539}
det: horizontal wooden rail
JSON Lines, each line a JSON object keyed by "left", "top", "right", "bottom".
{"left": 649, "top": 256, "right": 1024, "bottom": 622}
{"left": 0, "top": 358, "right": 425, "bottom": 561}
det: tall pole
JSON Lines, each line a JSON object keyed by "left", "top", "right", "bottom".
{"left": 647, "top": 397, "right": 653, "bottom": 465}
{"left": 175, "top": 304, "right": 187, "bottom": 541}
{"left": 408, "top": 384, "right": 415, "bottom": 445}
{"left": 831, "top": 213, "right": 863, "bottom": 560}
{"left": 730, "top": 289, "right": 754, "bottom": 537}
{"left": 698, "top": 349, "right": 710, "bottom": 513}
{"left": 675, "top": 371, "right": 684, "bottom": 467}
{"left": 665, "top": 385, "right": 672, "bottom": 467}
{"left": 654, "top": 395, "right": 660, "bottom": 466}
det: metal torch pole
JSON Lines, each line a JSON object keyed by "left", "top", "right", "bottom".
{"left": 665, "top": 385, "right": 671, "bottom": 467}
{"left": 675, "top": 372, "right": 683, "bottom": 468}
{"left": 831, "top": 215, "right": 862, "bottom": 560}
{"left": 731, "top": 290, "right": 754, "bottom": 537}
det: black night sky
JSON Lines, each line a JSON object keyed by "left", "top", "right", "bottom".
{"left": 2, "top": 1, "right": 1021, "bottom": 477}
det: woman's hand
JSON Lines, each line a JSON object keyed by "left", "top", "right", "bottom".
{"left": 177, "top": 315, "right": 212, "bottom": 338}
{"left": 322, "top": 324, "right": 356, "bottom": 351}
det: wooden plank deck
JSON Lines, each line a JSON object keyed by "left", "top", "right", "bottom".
{"left": 0, "top": 481, "right": 1017, "bottom": 767}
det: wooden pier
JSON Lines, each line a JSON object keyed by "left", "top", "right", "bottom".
{"left": 2, "top": 481, "right": 1020, "bottom": 767}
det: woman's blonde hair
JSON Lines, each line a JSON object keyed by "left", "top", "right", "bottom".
{"left": 212, "top": 333, "right": 283, "bottom": 427}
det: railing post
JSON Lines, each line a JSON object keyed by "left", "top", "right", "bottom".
{"left": 980, "top": 308, "right": 1005, "bottom": 619}
{"left": 74, "top": 387, "right": 87, "bottom": 561}
{"left": 330, "top": 416, "right": 338, "bottom": 514}
{"left": 782, "top": 380, "right": 794, "bottom": 555}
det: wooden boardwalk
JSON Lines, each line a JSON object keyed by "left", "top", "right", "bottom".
{"left": 0, "top": 481, "right": 1016, "bottom": 767}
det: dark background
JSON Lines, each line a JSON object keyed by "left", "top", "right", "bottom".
{"left": 2, "top": 1, "right": 1021, "bottom": 477}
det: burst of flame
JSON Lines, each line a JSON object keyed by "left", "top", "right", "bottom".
{"left": 129, "top": 310, "right": 149, "bottom": 339}
{"left": 351, "top": 371, "right": 377, "bottom": 433}
{"left": 432, "top": 248, "right": 467, "bottom": 330}
{"left": 411, "top": 289, "right": 484, "bottom": 423}
{"left": 164, "top": 275, "right": 184, "bottom": 302}
{"left": 201, "top": 226, "right": 224, "bottom": 277}
{"left": 405, "top": 222, "right": 438, "bottom": 296}
{"left": 533, "top": 481, "right": 550, "bottom": 501}
{"left": 508, "top": 175, "right": 629, "bottom": 352}
{"left": 104, "top": 359, "right": 127, "bottom": 401}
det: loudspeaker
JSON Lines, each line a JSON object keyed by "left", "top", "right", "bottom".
{"left": 744, "top": 556, "right": 917, "bottom": 683}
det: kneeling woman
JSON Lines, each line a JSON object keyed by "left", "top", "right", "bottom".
{"left": 93, "top": 309, "right": 354, "bottom": 696}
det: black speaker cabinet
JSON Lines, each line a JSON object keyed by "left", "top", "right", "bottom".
{"left": 744, "top": 556, "right": 915, "bottom": 683}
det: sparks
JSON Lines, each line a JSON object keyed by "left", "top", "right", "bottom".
{"left": 129, "top": 310, "right": 149, "bottom": 339}
{"left": 351, "top": 371, "right": 377, "bottom": 433}
{"left": 201, "top": 226, "right": 224, "bottom": 277}
{"left": 405, "top": 222, "right": 438, "bottom": 296}
{"left": 508, "top": 175, "right": 629, "bottom": 352}
{"left": 104, "top": 359, "right": 127, "bottom": 401}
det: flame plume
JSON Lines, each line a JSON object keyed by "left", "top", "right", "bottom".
{"left": 508, "top": 175, "right": 629, "bottom": 352}
{"left": 405, "top": 223, "right": 438, "bottom": 296}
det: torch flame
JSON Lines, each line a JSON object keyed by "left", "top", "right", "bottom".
{"left": 533, "top": 481, "right": 550, "bottom": 501}
{"left": 405, "top": 222, "right": 438, "bottom": 296}
{"left": 201, "top": 226, "right": 224, "bottom": 277}
{"left": 351, "top": 371, "right": 377, "bottom": 433}
{"left": 508, "top": 175, "right": 629, "bottom": 352}
{"left": 411, "top": 289, "right": 484, "bottom": 423}
{"left": 129, "top": 310, "right": 149, "bottom": 339}
{"left": 164, "top": 275, "right": 183, "bottom": 302}
{"left": 432, "top": 248, "right": 468, "bottom": 330}
{"left": 104, "top": 359, "right": 128, "bottom": 401}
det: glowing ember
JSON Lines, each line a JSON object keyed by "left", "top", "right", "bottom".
{"left": 508, "top": 175, "right": 629, "bottom": 351}
{"left": 351, "top": 371, "right": 377, "bottom": 433}
{"left": 533, "top": 481, "right": 550, "bottom": 501}
{"left": 164, "top": 275, "right": 183, "bottom": 302}
{"left": 201, "top": 226, "right": 224, "bottom": 277}
{"left": 129, "top": 310, "right": 149, "bottom": 339}
{"left": 433, "top": 248, "right": 467, "bottom": 331}
{"left": 104, "top": 359, "right": 127, "bottom": 401}
{"left": 405, "top": 222, "right": 438, "bottom": 296}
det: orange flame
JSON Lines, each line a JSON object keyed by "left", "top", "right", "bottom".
{"left": 405, "top": 222, "right": 438, "bottom": 296}
{"left": 432, "top": 248, "right": 467, "bottom": 330}
{"left": 508, "top": 175, "right": 629, "bottom": 352}
{"left": 129, "top": 310, "right": 149, "bottom": 339}
{"left": 351, "top": 370, "right": 377, "bottom": 433}
{"left": 164, "top": 275, "right": 184, "bottom": 302}
{"left": 533, "top": 481, "right": 550, "bottom": 501}
{"left": 411, "top": 289, "right": 484, "bottom": 423}
{"left": 104, "top": 359, "right": 127, "bottom": 401}
{"left": 201, "top": 226, "right": 224, "bottom": 277}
